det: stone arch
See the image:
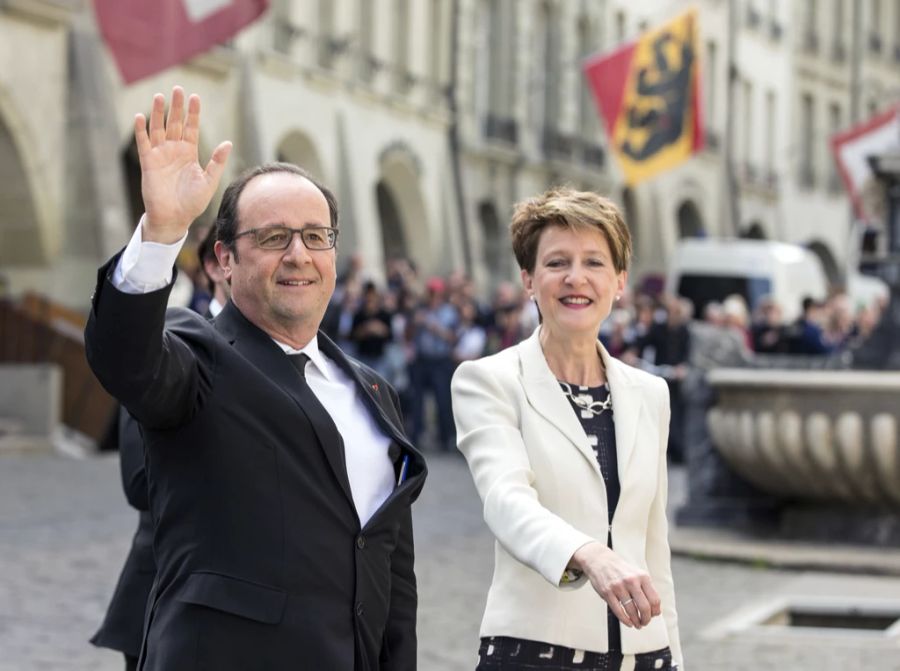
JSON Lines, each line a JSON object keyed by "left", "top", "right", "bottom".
{"left": 376, "top": 181, "right": 408, "bottom": 262}
{"left": 376, "top": 144, "right": 429, "bottom": 270}
{"left": 740, "top": 221, "right": 767, "bottom": 239}
{"left": 0, "top": 98, "right": 45, "bottom": 265}
{"left": 807, "top": 239, "right": 841, "bottom": 285}
{"left": 478, "top": 200, "right": 506, "bottom": 286}
{"left": 676, "top": 199, "right": 705, "bottom": 238}
{"left": 276, "top": 130, "right": 325, "bottom": 183}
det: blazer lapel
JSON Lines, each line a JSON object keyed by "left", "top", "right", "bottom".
{"left": 213, "top": 302, "right": 355, "bottom": 510}
{"left": 599, "top": 343, "right": 642, "bottom": 483}
{"left": 518, "top": 328, "right": 602, "bottom": 478}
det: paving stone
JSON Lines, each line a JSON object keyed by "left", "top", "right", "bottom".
{"left": 2, "top": 451, "right": 900, "bottom": 670}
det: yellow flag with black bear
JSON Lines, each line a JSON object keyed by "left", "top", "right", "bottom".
{"left": 583, "top": 9, "right": 703, "bottom": 185}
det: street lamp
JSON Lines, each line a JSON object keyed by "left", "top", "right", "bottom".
{"left": 853, "top": 149, "right": 900, "bottom": 369}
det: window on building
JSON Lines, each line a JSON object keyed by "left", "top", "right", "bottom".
{"left": 615, "top": 11, "right": 626, "bottom": 44}
{"left": 357, "top": 0, "right": 375, "bottom": 81}
{"left": 765, "top": 90, "right": 775, "bottom": 183}
{"left": 577, "top": 15, "right": 604, "bottom": 166}
{"left": 542, "top": 1, "right": 561, "bottom": 139}
{"left": 487, "top": 0, "right": 504, "bottom": 116}
{"left": 577, "top": 17, "right": 598, "bottom": 139}
{"left": 800, "top": 93, "right": 815, "bottom": 188}
{"left": 832, "top": 0, "right": 846, "bottom": 60}
{"left": 317, "top": 0, "right": 334, "bottom": 68}
{"left": 742, "top": 79, "right": 754, "bottom": 179}
{"left": 895, "top": 1, "right": 900, "bottom": 59}
{"left": 428, "top": 0, "right": 445, "bottom": 95}
{"left": 706, "top": 41, "right": 716, "bottom": 123}
{"left": 870, "top": 0, "right": 883, "bottom": 53}
{"left": 393, "top": 0, "right": 411, "bottom": 93}
{"left": 272, "top": 0, "right": 294, "bottom": 55}
{"left": 828, "top": 103, "right": 842, "bottom": 193}
{"left": 805, "top": 0, "right": 819, "bottom": 52}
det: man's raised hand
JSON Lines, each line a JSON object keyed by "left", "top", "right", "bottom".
{"left": 135, "top": 86, "right": 232, "bottom": 244}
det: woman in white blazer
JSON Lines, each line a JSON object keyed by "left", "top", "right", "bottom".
{"left": 452, "top": 188, "right": 683, "bottom": 670}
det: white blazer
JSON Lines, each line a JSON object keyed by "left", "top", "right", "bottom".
{"left": 451, "top": 327, "right": 683, "bottom": 668}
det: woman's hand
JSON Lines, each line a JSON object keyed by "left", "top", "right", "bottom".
{"left": 570, "top": 541, "right": 661, "bottom": 629}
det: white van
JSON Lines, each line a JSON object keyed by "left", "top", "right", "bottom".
{"left": 666, "top": 239, "right": 828, "bottom": 322}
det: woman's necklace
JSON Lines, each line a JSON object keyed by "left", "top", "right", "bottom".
{"left": 558, "top": 381, "right": 612, "bottom": 416}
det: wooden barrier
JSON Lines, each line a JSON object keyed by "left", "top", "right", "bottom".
{"left": 0, "top": 298, "right": 116, "bottom": 444}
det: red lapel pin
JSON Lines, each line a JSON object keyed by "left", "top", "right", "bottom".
{"left": 372, "top": 383, "right": 379, "bottom": 392}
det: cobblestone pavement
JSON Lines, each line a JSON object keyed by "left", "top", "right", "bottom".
{"left": 1, "top": 450, "right": 899, "bottom": 670}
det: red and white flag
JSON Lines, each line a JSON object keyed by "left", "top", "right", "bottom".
{"left": 831, "top": 106, "right": 900, "bottom": 220}
{"left": 94, "top": 0, "right": 269, "bottom": 84}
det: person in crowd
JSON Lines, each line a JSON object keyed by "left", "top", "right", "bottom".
{"left": 787, "top": 296, "right": 833, "bottom": 355}
{"left": 637, "top": 295, "right": 692, "bottom": 464}
{"left": 350, "top": 280, "right": 394, "bottom": 378}
{"left": 721, "top": 294, "right": 752, "bottom": 350}
{"left": 451, "top": 187, "right": 683, "bottom": 670}
{"left": 823, "top": 293, "right": 856, "bottom": 351}
{"left": 196, "top": 223, "right": 231, "bottom": 317}
{"left": 408, "top": 276, "right": 459, "bottom": 451}
{"left": 750, "top": 296, "right": 788, "bottom": 354}
{"left": 90, "top": 411, "right": 154, "bottom": 671}
{"left": 453, "top": 299, "right": 487, "bottom": 364}
{"left": 84, "top": 87, "right": 426, "bottom": 670}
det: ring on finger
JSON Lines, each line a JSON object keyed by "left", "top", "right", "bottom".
{"left": 620, "top": 597, "right": 633, "bottom": 607}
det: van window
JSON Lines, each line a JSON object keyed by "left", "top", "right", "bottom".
{"left": 676, "top": 275, "right": 772, "bottom": 318}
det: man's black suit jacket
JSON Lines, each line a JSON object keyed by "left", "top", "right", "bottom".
{"left": 91, "top": 409, "right": 155, "bottom": 658}
{"left": 85, "top": 257, "right": 427, "bottom": 671}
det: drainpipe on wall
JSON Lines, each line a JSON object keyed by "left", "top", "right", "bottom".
{"left": 447, "top": 0, "right": 473, "bottom": 276}
{"left": 723, "top": 0, "right": 741, "bottom": 238}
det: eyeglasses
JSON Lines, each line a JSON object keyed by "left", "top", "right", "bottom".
{"left": 232, "top": 225, "right": 338, "bottom": 251}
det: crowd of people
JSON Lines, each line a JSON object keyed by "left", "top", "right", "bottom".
{"left": 185, "top": 248, "right": 886, "bottom": 457}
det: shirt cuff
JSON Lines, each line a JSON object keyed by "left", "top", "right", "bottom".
{"left": 111, "top": 215, "right": 188, "bottom": 294}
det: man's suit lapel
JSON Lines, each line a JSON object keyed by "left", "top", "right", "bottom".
{"left": 213, "top": 301, "right": 355, "bottom": 510}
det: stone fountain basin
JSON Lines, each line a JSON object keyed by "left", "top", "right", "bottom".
{"left": 706, "top": 369, "right": 900, "bottom": 506}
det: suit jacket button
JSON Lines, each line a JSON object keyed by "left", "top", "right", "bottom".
{"left": 356, "top": 602, "right": 365, "bottom": 617}
{"left": 356, "top": 535, "right": 366, "bottom": 550}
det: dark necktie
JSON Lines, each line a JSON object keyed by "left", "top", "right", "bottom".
{"left": 288, "top": 352, "right": 310, "bottom": 379}
{"left": 285, "top": 353, "right": 353, "bottom": 504}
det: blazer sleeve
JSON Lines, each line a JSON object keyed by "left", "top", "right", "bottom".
{"left": 451, "top": 360, "right": 596, "bottom": 588}
{"left": 645, "top": 379, "right": 684, "bottom": 670}
{"left": 84, "top": 255, "right": 213, "bottom": 430}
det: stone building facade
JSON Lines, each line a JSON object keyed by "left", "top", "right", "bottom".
{"left": 0, "top": 0, "right": 898, "bottom": 309}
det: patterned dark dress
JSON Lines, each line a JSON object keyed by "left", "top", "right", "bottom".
{"left": 475, "top": 382, "right": 675, "bottom": 671}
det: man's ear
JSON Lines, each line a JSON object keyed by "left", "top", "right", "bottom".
{"left": 214, "top": 240, "right": 234, "bottom": 280}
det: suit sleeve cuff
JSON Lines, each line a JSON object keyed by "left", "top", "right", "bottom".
{"left": 112, "top": 215, "right": 188, "bottom": 294}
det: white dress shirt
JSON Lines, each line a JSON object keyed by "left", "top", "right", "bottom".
{"left": 111, "top": 220, "right": 395, "bottom": 526}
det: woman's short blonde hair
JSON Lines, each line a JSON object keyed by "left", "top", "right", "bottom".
{"left": 510, "top": 187, "right": 632, "bottom": 274}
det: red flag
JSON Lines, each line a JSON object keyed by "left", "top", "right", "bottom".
{"left": 583, "top": 9, "right": 703, "bottom": 184}
{"left": 94, "top": 0, "right": 269, "bottom": 84}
